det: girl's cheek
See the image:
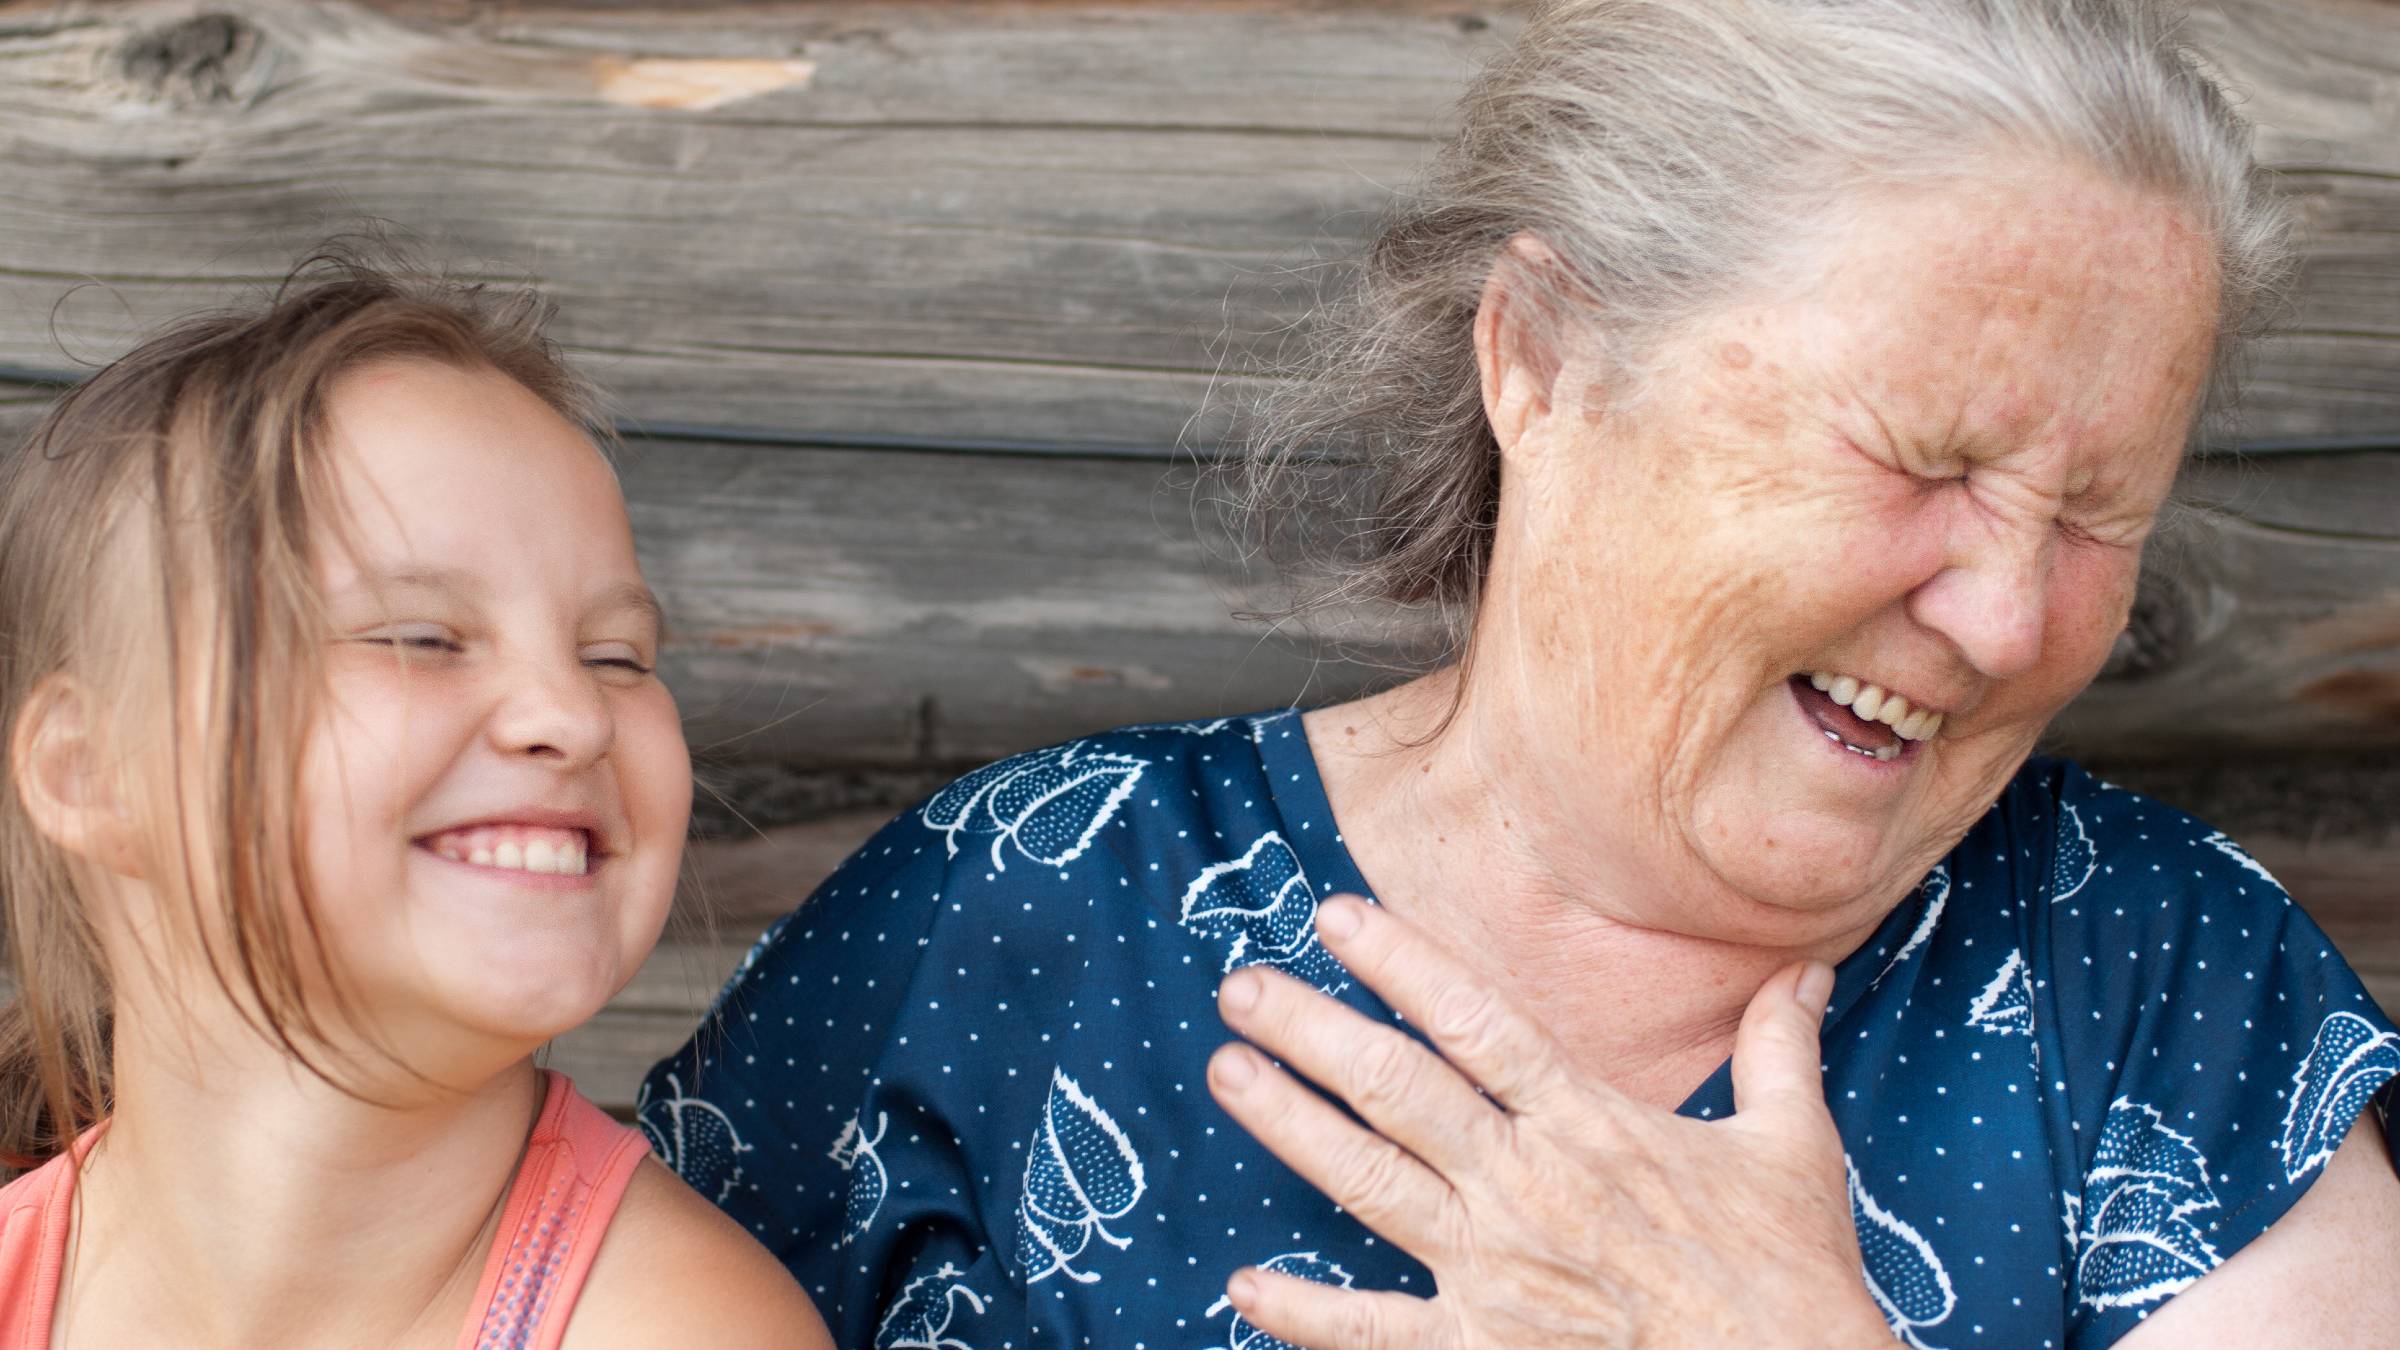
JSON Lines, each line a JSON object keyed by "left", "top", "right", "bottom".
{"left": 616, "top": 685, "right": 693, "bottom": 824}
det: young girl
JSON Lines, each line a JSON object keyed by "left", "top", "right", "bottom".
{"left": 0, "top": 261, "right": 831, "bottom": 1347}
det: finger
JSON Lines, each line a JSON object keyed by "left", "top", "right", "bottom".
{"left": 1208, "top": 1040, "right": 1464, "bottom": 1257}
{"left": 1311, "top": 894, "right": 1583, "bottom": 1116}
{"left": 1728, "top": 959, "right": 1837, "bottom": 1124}
{"left": 1218, "top": 964, "right": 1505, "bottom": 1175}
{"left": 1221, "top": 1264, "right": 1450, "bottom": 1350}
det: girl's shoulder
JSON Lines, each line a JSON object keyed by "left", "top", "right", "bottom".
{"left": 562, "top": 1157, "right": 831, "bottom": 1349}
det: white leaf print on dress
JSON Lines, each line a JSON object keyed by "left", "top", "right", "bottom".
{"left": 2050, "top": 801, "right": 2095, "bottom": 904}
{"left": 830, "top": 1110, "right": 890, "bottom": 1243}
{"left": 1179, "top": 832, "right": 1348, "bottom": 995}
{"left": 1014, "top": 1069, "right": 1146, "bottom": 1284}
{"left": 2069, "top": 1098, "right": 2223, "bottom": 1309}
{"left": 2279, "top": 1011, "right": 2400, "bottom": 1182}
{"left": 636, "top": 1072, "right": 753, "bottom": 1205}
{"left": 874, "top": 1262, "right": 988, "bottom": 1350}
{"left": 2201, "top": 830, "right": 2284, "bottom": 892}
{"left": 1849, "top": 1156, "right": 1955, "bottom": 1350}
{"left": 1204, "top": 1252, "right": 1355, "bottom": 1350}
{"left": 1966, "top": 949, "right": 2034, "bottom": 1037}
{"left": 1871, "top": 866, "right": 1950, "bottom": 987}
{"left": 919, "top": 742, "right": 1147, "bottom": 871}
{"left": 1126, "top": 716, "right": 1238, "bottom": 735}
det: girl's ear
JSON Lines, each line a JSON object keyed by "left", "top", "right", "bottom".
{"left": 10, "top": 676, "right": 142, "bottom": 879}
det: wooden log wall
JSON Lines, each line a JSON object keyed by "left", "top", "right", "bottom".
{"left": 1, "top": 0, "right": 2395, "bottom": 1110}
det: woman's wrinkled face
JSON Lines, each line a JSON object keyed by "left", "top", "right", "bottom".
{"left": 1488, "top": 168, "right": 2218, "bottom": 941}
{"left": 302, "top": 360, "right": 690, "bottom": 1081}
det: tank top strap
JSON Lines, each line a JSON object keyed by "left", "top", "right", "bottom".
{"left": 455, "top": 1070, "right": 650, "bottom": 1350}
{"left": 0, "top": 1145, "right": 80, "bottom": 1350}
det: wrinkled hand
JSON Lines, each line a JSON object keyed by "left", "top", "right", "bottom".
{"left": 1207, "top": 895, "right": 1892, "bottom": 1349}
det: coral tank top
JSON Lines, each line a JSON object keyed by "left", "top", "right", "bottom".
{"left": 0, "top": 1070, "right": 647, "bottom": 1349}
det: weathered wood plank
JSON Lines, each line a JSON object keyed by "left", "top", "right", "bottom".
{"left": 0, "top": 0, "right": 1493, "bottom": 452}
{"left": 2048, "top": 452, "right": 2400, "bottom": 758}
{"left": 0, "top": 0, "right": 2398, "bottom": 450}
{"left": 552, "top": 813, "right": 2400, "bottom": 1114}
{"left": 622, "top": 436, "right": 1396, "bottom": 767}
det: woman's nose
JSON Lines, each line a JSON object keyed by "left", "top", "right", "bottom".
{"left": 1906, "top": 518, "right": 2050, "bottom": 681}
{"left": 487, "top": 655, "right": 615, "bottom": 768}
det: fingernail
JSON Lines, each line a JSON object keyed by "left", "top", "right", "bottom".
{"left": 1228, "top": 1270, "right": 1260, "bottom": 1307}
{"left": 1795, "top": 961, "right": 1835, "bottom": 1016}
{"left": 1317, "top": 897, "right": 1363, "bottom": 941}
{"left": 1212, "top": 1045, "right": 1258, "bottom": 1089}
{"left": 1221, "top": 970, "right": 1262, "bottom": 1013}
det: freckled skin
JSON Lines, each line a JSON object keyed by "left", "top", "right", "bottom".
{"left": 1312, "top": 164, "right": 2220, "bottom": 1070}
{"left": 1520, "top": 168, "right": 2214, "bottom": 937}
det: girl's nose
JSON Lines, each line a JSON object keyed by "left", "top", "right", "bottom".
{"left": 488, "top": 656, "right": 615, "bottom": 769}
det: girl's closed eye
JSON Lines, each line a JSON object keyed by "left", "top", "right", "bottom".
{"left": 356, "top": 624, "right": 465, "bottom": 657}
{"left": 581, "top": 642, "right": 655, "bottom": 677}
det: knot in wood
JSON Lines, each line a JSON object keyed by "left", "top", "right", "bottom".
{"left": 2100, "top": 567, "right": 2193, "bottom": 682}
{"left": 114, "top": 12, "right": 261, "bottom": 108}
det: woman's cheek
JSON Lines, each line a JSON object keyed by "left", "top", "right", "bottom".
{"left": 2042, "top": 544, "right": 2145, "bottom": 688}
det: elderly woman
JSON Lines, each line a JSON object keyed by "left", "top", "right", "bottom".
{"left": 645, "top": 1, "right": 2400, "bottom": 1345}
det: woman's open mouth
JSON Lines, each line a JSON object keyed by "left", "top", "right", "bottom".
{"left": 1787, "top": 672, "right": 1944, "bottom": 764}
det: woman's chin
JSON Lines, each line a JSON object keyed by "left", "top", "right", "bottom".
{"left": 1688, "top": 797, "right": 1925, "bottom": 934}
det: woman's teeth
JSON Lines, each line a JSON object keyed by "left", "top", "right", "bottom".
{"left": 424, "top": 825, "right": 591, "bottom": 876}
{"left": 1806, "top": 671, "right": 1945, "bottom": 742}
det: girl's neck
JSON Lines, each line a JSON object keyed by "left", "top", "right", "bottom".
{"left": 57, "top": 1005, "right": 544, "bottom": 1349}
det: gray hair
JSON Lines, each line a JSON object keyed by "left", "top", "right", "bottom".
{"left": 1231, "top": 0, "right": 2291, "bottom": 657}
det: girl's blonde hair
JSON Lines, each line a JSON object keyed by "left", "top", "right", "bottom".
{"left": 0, "top": 252, "right": 598, "bottom": 1173}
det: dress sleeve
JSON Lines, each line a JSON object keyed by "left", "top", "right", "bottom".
{"left": 2033, "top": 766, "right": 2399, "bottom": 1347}
{"left": 636, "top": 807, "right": 991, "bottom": 1347}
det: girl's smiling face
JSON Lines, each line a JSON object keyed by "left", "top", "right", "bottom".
{"left": 1478, "top": 165, "right": 2220, "bottom": 944}
{"left": 303, "top": 359, "right": 689, "bottom": 1082}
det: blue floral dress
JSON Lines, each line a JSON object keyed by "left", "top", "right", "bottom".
{"left": 641, "top": 711, "right": 2398, "bottom": 1349}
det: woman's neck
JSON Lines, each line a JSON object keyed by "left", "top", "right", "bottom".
{"left": 1304, "top": 670, "right": 1880, "bottom": 1109}
{"left": 56, "top": 1004, "right": 543, "bottom": 1349}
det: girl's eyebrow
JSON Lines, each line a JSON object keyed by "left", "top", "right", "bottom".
{"left": 337, "top": 564, "right": 482, "bottom": 603}
{"left": 338, "top": 569, "right": 660, "bottom": 637}
{"left": 594, "top": 582, "right": 665, "bottom": 639}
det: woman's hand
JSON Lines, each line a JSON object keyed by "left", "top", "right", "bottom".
{"left": 1207, "top": 895, "right": 1894, "bottom": 1349}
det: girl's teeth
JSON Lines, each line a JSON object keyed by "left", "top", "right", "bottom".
{"left": 1805, "top": 671, "right": 1947, "bottom": 743}
{"left": 424, "top": 826, "right": 593, "bottom": 876}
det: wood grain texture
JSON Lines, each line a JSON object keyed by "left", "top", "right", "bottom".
{"left": 0, "top": 0, "right": 1497, "bottom": 452}
{"left": 550, "top": 813, "right": 2400, "bottom": 1114}
{"left": 1, "top": 0, "right": 2399, "bottom": 449}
